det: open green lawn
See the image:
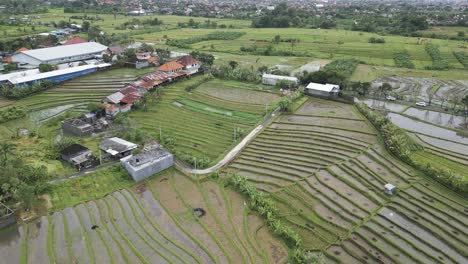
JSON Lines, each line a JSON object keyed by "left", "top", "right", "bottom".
{"left": 1, "top": 8, "right": 250, "bottom": 41}
{"left": 134, "top": 27, "right": 466, "bottom": 70}
{"left": 419, "top": 26, "right": 468, "bottom": 37}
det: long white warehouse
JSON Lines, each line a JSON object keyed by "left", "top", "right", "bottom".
{"left": 12, "top": 42, "right": 108, "bottom": 67}
{"left": 262, "top": 74, "right": 299, "bottom": 86}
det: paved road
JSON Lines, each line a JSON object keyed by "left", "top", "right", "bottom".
{"left": 176, "top": 107, "right": 280, "bottom": 175}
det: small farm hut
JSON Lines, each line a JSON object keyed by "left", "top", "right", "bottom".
{"left": 384, "top": 183, "right": 397, "bottom": 195}
{"left": 306, "top": 82, "right": 340, "bottom": 97}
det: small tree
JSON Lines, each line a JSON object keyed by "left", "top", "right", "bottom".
{"left": 273, "top": 35, "right": 281, "bottom": 44}
{"left": 228, "top": 60, "right": 238, "bottom": 69}
{"left": 462, "top": 95, "right": 468, "bottom": 112}
{"left": 38, "top": 63, "right": 56, "bottom": 73}
{"left": 380, "top": 82, "right": 392, "bottom": 98}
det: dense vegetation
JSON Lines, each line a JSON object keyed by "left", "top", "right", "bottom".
{"left": 424, "top": 43, "right": 450, "bottom": 70}
{"left": 167, "top": 31, "right": 245, "bottom": 48}
{"left": 0, "top": 80, "right": 54, "bottom": 99}
{"left": 0, "top": 142, "right": 50, "bottom": 209}
{"left": 357, "top": 103, "right": 467, "bottom": 193}
{"left": 251, "top": 3, "right": 336, "bottom": 29}
{"left": 393, "top": 50, "right": 415, "bottom": 69}
{"left": 299, "top": 58, "right": 360, "bottom": 88}
{"left": 453, "top": 51, "right": 468, "bottom": 69}
{"left": 0, "top": 106, "right": 26, "bottom": 124}
{"left": 351, "top": 14, "right": 429, "bottom": 35}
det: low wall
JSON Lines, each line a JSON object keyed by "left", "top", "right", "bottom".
{"left": 0, "top": 208, "right": 16, "bottom": 230}
{"left": 306, "top": 93, "right": 355, "bottom": 104}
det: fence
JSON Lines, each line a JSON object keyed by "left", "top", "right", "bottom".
{"left": 0, "top": 202, "right": 15, "bottom": 229}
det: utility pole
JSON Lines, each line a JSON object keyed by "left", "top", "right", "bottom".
{"left": 98, "top": 142, "right": 102, "bottom": 165}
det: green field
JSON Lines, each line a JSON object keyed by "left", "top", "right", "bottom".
{"left": 128, "top": 76, "right": 281, "bottom": 167}
{"left": 225, "top": 97, "right": 468, "bottom": 262}
{"left": 4, "top": 8, "right": 466, "bottom": 82}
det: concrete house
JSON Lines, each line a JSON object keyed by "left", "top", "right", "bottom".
{"left": 12, "top": 42, "right": 108, "bottom": 67}
{"left": 60, "top": 144, "right": 94, "bottom": 169}
{"left": 135, "top": 52, "right": 151, "bottom": 69}
{"left": 121, "top": 144, "right": 174, "bottom": 182}
{"left": 100, "top": 137, "right": 138, "bottom": 159}
{"left": 306, "top": 82, "right": 340, "bottom": 97}
{"left": 61, "top": 118, "right": 94, "bottom": 136}
{"left": 176, "top": 55, "right": 201, "bottom": 75}
{"left": 262, "top": 74, "right": 299, "bottom": 86}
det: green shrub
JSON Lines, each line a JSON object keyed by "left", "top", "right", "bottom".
{"left": 184, "top": 74, "right": 214, "bottom": 92}
{"left": 424, "top": 44, "right": 449, "bottom": 70}
{"left": 274, "top": 88, "right": 304, "bottom": 112}
{"left": 38, "top": 63, "right": 57, "bottom": 73}
{"left": 453, "top": 51, "right": 468, "bottom": 69}
{"left": 0, "top": 106, "right": 26, "bottom": 124}
{"left": 393, "top": 50, "right": 415, "bottom": 69}
{"left": 167, "top": 31, "right": 245, "bottom": 48}
{"left": 0, "top": 80, "right": 54, "bottom": 99}
{"left": 368, "top": 37, "right": 386, "bottom": 43}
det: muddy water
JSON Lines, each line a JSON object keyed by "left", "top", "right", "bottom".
{"left": 387, "top": 113, "right": 468, "bottom": 145}
{"left": 404, "top": 108, "right": 467, "bottom": 129}
{"left": 0, "top": 225, "right": 24, "bottom": 264}
{"left": 30, "top": 104, "right": 82, "bottom": 123}
{"left": 355, "top": 98, "right": 408, "bottom": 112}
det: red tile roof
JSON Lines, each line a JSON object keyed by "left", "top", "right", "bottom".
{"left": 176, "top": 55, "right": 200, "bottom": 66}
{"left": 157, "top": 61, "right": 184, "bottom": 72}
{"left": 148, "top": 57, "right": 158, "bottom": 63}
{"left": 15, "top": 47, "right": 29, "bottom": 53}
{"left": 63, "top": 37, "right": 88, "bottom": 46}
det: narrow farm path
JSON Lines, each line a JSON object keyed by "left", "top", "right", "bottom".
{"left": 176, "top": 107, "right": 281, "bottom": 175}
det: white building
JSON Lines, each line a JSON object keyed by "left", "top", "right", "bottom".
{"left": 12, "top": 42, "right": 108, "bottom": 67}
{"left": 262, "top": 74, "right": 299, "bottom": 86}
{"left": 305, "top": 82, "right": 340, "bottom": 97}
{"left": 0, "top": 63, "right": 110, "bottom": 86}
{"left": 121, "top": 144, "right": 174, "bottom": 182}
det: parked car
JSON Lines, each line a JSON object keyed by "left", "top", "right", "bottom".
{"left": 386, "top": 96, "right": 396, "bottom": 101}
{"left": 415, "top": 102, "right": 427, "bottom": 107}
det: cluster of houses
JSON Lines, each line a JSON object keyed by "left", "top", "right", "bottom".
{"left": 60, "top": 137, "right": 174, "bottom": 182}
{"left": 57, "top": 55, "right": 201, "bottom": 180}
{"left": 103, "top": 55, "right": 201, "bottom": 116}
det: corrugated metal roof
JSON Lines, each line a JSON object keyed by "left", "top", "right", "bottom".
{"left": 262, "top": 74, "right": 298, "bottom": 82}
{"left": 7, "top": 64, "right": 111, "bottom": 84}
{"left": 306, "top": 83, "right": 340, "bottom": 92}
{"left": 18, "top": 42, "right": 108, "bottom": 62}
{"left": 106, "top": 92, "right": 125, "bottom": 104}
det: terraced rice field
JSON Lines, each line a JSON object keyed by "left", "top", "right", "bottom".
{"left": 2, "top": 170, "right": 286, "bottom": 264}
{"left": 371, "top": 76, "right": 468, "bottom": 103}
{"left": 0, "top": 68, "right": 154, "bottom": 113}
{"left": 226, "top": 97, "right": 468, "bottom": 262}
{"left": 129, "top": 77, "right": 281, "bottom": 164}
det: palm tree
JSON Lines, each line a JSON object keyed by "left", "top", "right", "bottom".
{"left": 0, "top": 143, "right": 16, "bottom": 165}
